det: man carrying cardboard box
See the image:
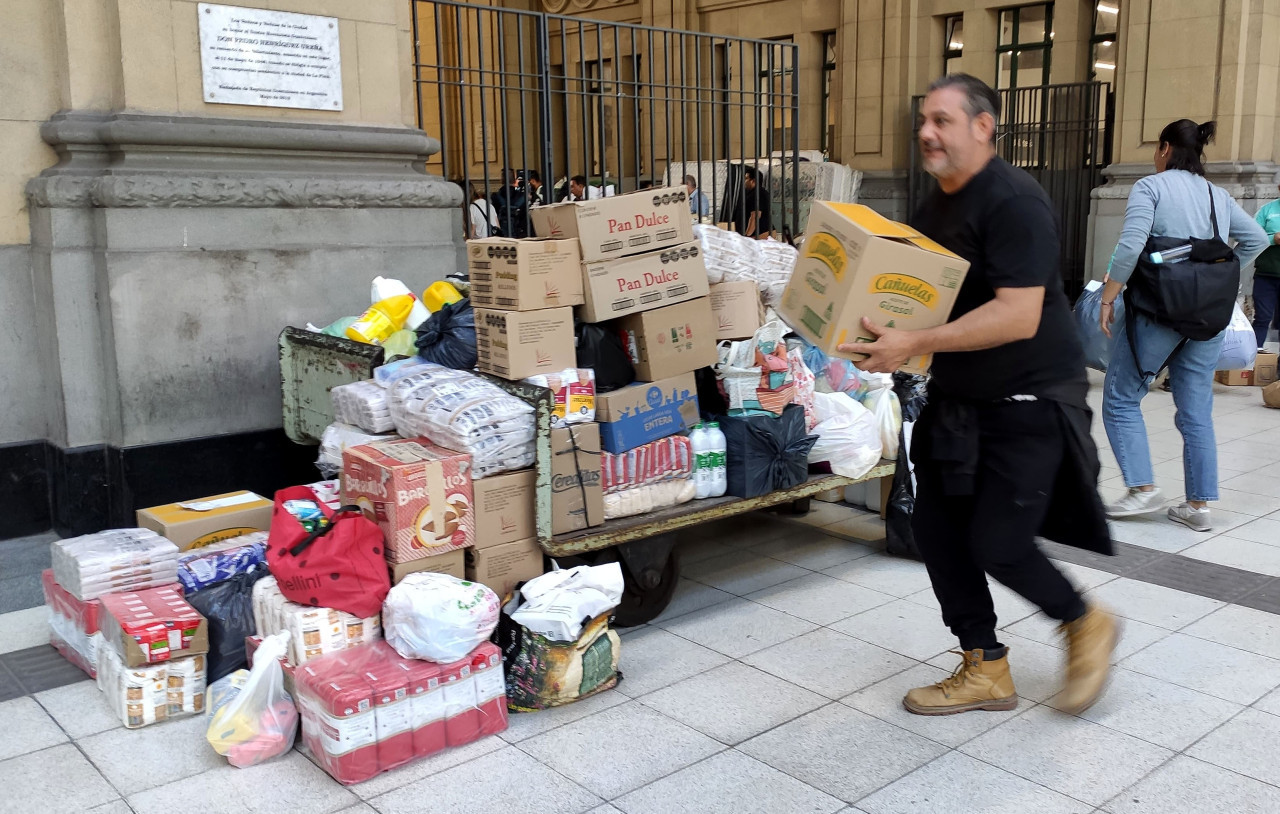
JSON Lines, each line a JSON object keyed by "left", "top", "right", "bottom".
{"left": 843, "top": 74, "right": 1116, "bottom": 718}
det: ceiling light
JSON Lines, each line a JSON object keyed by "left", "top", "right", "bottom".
{"left": 948, "top": 39, "right": 963, "bottom": 49}
{"left": 1094, "top": 61, "right": 1116, "bottom": 70}
{"left": 1097, "top": 3, "right": 1118, "bottom": 13}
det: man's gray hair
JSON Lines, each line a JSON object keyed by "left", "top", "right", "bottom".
{"left": 927, "top": 74, "right": 1000, "bottom": 140}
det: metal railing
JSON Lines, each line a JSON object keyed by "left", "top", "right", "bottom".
{"left": 909, "top": 81, "right": 1114, "bottom": 299}
{"left": 410, "top": 0, "right": 802, "bottom": 241}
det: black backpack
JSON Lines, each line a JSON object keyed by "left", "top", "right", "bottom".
{"left": 1123, "top": 179, "right": 1239, "bottom": 377}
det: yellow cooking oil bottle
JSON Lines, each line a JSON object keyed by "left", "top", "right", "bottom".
{"left": 345, "top": 294, "right": 416, "bottom": 345}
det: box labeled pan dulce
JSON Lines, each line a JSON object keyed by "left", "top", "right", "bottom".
{"left": 342, "top": 439, "right": 474, "bottom": 564}
{"left": 579, "top": 242, "right": 710, "bottom": 323}
{"left": 529, "top": 186, "right": 694, "bottom": 263}
{"left": 99, "top": 584, "right": 209, "bottom": 667}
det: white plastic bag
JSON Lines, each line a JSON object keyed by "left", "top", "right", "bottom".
{"left": 372, "top": 276, "right": 430, "bottom": 331}
{"left": 808, "top": 391, "right": 883, "bottom": 479}
{"left": 1217, "top": 302, "right": 1258, "bottom": 372}
{"left": 510, "top": 563, "right": 624, "bottom": 642}
{"left": 382, "top": 572, "right": 501, "bottom": 663}
{"left": 862, "top": 387, "right": 902, "bottom": 460}
{"left": 206, "top": 630, "right": 298, "bottom": 768}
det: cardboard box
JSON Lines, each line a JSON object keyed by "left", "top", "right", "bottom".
{"left": 390, "top": 548, "right": 466, "bottom": 584}
{"left": 529, "top": 186, "right": 695, "bottom": 263}
{"left": 551, "top": 423, "right": 604, "bottom": 535}
{"left": 472, "top": 469, "right": 536, "bottom": 548}
{"left": 465, "top": 538, "right": 545, "bottom": 600}
{"left": 594, "top": 372, "right": 700, "bottom": 454}
{"left": 779, "top": 202, "right": 971, "bottom": 376}
{"left": 617, "top": 297, "right": 718, "bottom": 381}
{"left": 580, "top": 241, "right": 711, "bottom": 323}
{"left": 341, "top": 439, "right": 474, "bottom": 564}
{"left": 475, "top": 306, "right": 577, "bottom": 380}
{"left": 99, "top": 585, "right": 210, "bottom": 667}
{"left": 709, "top": 281, "right": 766, "bottom": 340}
{"left": 1255, "top": 352, "right": 1279, "bottom": 387}
{"left": 466, "top": 238, "right": 585, "bottom": 310}
{"left": 1216, "top": 369, "right": 1254, "bottom": 386}
{"left": 136, "top": 491, "right": 272, "bottom": 550}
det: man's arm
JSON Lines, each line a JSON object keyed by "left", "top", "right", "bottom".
{"left": 843, "top": 287, "right": 1044, "bottom": 373}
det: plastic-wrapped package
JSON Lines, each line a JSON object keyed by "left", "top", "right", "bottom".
{"left": 206, "top": 630, "right": 298, "bottom": 768}
{"left": 330, "top": 380, "right": 395, "bottom": 433}
{"left": 295, "top": 640, "right": 507, "bottom": 784}
{"left": 509, "top": 563, "right": 623, "bottom": 642}
{"left": 382, "top": 573, "right": 500, "bottom": 663}
{"left": 523, "top": 368, "right": 596, "bottom": 428}
{"left": 787, "top": 347, "right": 818, "bottom": 430}
{"left": 603, "top": 480, "right": 696, "bottom": 520}
{"left": 97, "top": 645, "right": 206, "bottom": 729}
{"left": 601, "top": 436, "right": 693, "bottom": 494}
{"left": 387, "top": 363, "right": 535, "bottom": 479}
{"left": 807, "top": 391, "right": 882, "bottom": 480}
{"left": 51, "top": 529, "right": 179, "bottom": 601}
{"left": 251, "top": 576, "right": 381, "bottom": 667}
{"left": 317, "top": 423, "right": 397, "bottom": 476}
{"left": 42, "top": 569, "right": 102, "bottom": 677}
{"left": 176, "top": 532, "right": 268, "bottom": 593}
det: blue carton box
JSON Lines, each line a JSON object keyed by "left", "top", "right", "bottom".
{"left": 595, "top": 372, "right": 700, "bottom": 454}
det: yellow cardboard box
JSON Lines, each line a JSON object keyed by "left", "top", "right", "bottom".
{"left": 778, "top": 202, "right": 971, "bottom": 376}
{"left": 136, "top": 491, "right": 272, "bottom": 551}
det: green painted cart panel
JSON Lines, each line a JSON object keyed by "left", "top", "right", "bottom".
{"left": 278, "top": 327, "right": 385, "bottom": 445}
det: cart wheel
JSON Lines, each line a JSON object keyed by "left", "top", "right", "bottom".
{"left": 786, "top": 497, "right": 812, "bottom": 516}
{"left": 588, "top": 547, "right": 681, "bottom": 628}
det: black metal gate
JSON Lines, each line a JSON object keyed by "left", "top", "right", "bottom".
{"left": 908, "top": 82, "right": 1114, "bottom": 299}
{"left": 410, "top": 0, "right": 802, "bottom": 239}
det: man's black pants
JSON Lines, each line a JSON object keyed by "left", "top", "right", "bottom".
{"left": 911, "top": 399, "right": 1088, "bottom": 651}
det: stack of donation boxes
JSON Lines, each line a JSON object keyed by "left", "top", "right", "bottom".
{"left": 44, "top": 529, "right": 210, "bottom": 729}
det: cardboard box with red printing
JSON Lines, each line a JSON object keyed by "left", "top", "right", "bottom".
{"left": 617, "top": 297, "right": 718, "bottom": 381}
{"left": 99, "top": 585, "right": 210, "bottom": 667}
{"left": 579, "top": 242, "right": 711, "bottom": 323}
{"left": 466, "top": 238, "right": 585, "bottom": 310}
{"left": 342, "top": 439, "right": 475, "bottom": 565}
{"left": 529, "top": 186, "right": 695, "bottom": 263}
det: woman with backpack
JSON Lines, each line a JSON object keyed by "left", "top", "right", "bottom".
{"left": 468, "top": 183, "right": 501, "bottom": 239}
{"left": 1099, "top": 120, "right": 1268, "bottom": 530}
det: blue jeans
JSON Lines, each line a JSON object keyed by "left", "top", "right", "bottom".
{"left": 1102, "top": 311, "right": 1223, "bottom": 502}
{"left": 1253, "top": 275, "right": 1280, "bottom": 349}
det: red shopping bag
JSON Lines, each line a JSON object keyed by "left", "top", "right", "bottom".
{"left": 266, "top": 485, "right": 389, "bottom": 618}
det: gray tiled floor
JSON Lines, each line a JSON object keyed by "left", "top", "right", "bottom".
{"left": 0, "top": 377, "right": 1279, "bottom": 812}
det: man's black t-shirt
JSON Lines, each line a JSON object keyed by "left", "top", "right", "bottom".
{"left": 911, "top": 157, "right": 1087, "bottom": 405}
{"left": 737, "top": 185, "right": 773, "bottom": 236}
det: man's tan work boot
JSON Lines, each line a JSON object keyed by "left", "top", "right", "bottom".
{"left": 1057, "top": 604, "right": 1120, "bottom": 714}
{"left": 903, "top": 648, "right": 1018, "bottom": 716}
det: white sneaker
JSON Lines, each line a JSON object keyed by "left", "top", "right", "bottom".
{"left": 1169, "top": 502, "right": 1212, "bottom": 532}
{"left": 1105, "top": 487, "right": 1165, "bottom": 518}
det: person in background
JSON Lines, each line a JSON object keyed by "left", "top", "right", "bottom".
{"left": 843, "top": 74, "right": 1116, "bottom": 718}
{"left": 569, "top": 175, "right": 593, "bottom": 201}
{"left": 1099, "top": 120, "right": 1268, "bottom": 531}
{"left": 738, "top": 166, "right": 772, "bottom": 239}
{"left": 468, "top": 183, "right": 500, "bottom": 239}
{"left": 526, "top": 170, "right": 545, "bottom": 207}
{"left": 1252, "top": 178, "right": 1280, "bottom": 349}
{"left": 686, "top": 175, "right": 710, "bottom": 219}
{"left": 491, "top": 170, "right": 528, "bottom": 238}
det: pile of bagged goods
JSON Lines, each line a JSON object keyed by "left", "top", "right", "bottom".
{"left": 40, "top": 184, "right": 971, "bottom": 782}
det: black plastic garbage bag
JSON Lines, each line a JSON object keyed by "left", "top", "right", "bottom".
{"left": 885, "top": 372, "right": 928, "bottom": 560}
{"left": 186, "top": 566, "right": 270, "bottom": 683}
{"left": 717, "top": 404, "right": 817, "bottom": 498}
{"left": 575, "top": 320, "right": 635, "bottom": 393}
{"left": 415, "top": 298, "right": 477, "bottom": 370}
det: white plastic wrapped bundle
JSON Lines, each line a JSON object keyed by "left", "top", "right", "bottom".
{"left": 382, "top": 572, "right": 500, "bottom": 663}
{"left": 317, "top": 422, "right": 396, "bottom": 475}
{"left": 51, "top": 529, "right": 179, "bottom": 601}
{"left": 330, "top": 380, "right": 395, "bottom": 433}
{"left": 251, "top": 576, "right": 381, "bottom": 666}
{"left": 693, "top": 224, "right": 754, "bottom": 284}
{"left": 387, "top": 363, "right": 536, "bottom": 478}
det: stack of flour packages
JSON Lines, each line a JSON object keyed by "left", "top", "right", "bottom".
{"left": 693, "top": 223, "right": 798, "bottom": 313}
{"left": 44, "top": 529, "right": 211, "bottom": 729}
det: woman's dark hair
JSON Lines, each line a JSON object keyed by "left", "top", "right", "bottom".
{"left": 1159, "top": 119, "right": 1216, "bottom": 176}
